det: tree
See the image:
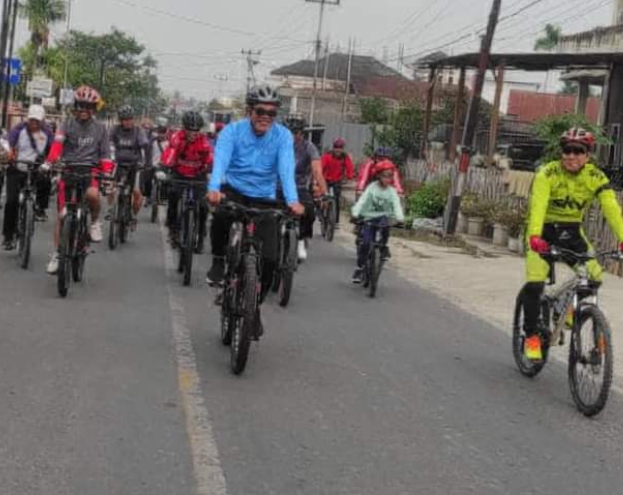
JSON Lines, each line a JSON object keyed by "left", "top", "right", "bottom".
{"left": 534, "top": 24, "right": 562, "bottom": 51}
{"left": 359, "top": 97, "right": 390, "bottom": 125}
{"left": 20, "top": 0, "right": 66, "bottom": 70}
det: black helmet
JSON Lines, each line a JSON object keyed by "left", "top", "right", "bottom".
{"left": 246, "top": 85, "right": 281, "bottom": 107}
{"left": 182, "top": 111, "right": 204, "bottom": 131}
{"left": 118, "top": 104, "right": 134, "bottom": 120}
{"left": 284, "top": 114, "right": 306, "bottom": 132}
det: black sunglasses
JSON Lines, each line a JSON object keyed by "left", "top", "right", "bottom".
{"left": 562, "top": 146, "right": 587, "bottom": 156}
{"left": 254, "top": 107, "right": 278, "bottom": 118}
{"left": 74, "top": 101, "right": 96, "bottom": 111}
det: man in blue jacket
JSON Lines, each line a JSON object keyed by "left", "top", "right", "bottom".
{"left": 206, "top": 85, "right": 304, "bottom": 335}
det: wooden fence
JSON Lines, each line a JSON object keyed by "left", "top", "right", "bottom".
{"left": 404, "top": 159, "right": 623, "bottom": 276}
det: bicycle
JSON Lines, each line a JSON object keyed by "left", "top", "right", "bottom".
{"left": 170, "top": 177, "right": 206, "bottom": 287}
{"left": 315, "top": 189, "right": 336, "bottom": 242}
{"left": 217, "top": 200, "right": 285, "bottom": 375}
{"left": 108, "top": 163, "right": 140, "bottom": 250}
{"left": 13, "top": 160, "right": 41, "bottom": 269}
{"left": 271, "top": 213, "right": 299, "bottom": 307}
{"left": 356, "top": 217, "right": 393, "bottom": 298}
{"left": 150, "top": 171, "right": 168, "bottom": 223}
{"left": 513, "top": 246, "right": 622, "bottom": 417}
{"left": 55, "top": 162, "right": 107, "bottom": 298}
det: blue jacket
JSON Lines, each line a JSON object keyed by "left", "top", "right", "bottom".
{"left": 208, "top": 118, "right": 298, "bottom": 204}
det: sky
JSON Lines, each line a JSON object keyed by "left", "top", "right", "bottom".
{"left": 13, "top": 0, "right": 615, "bottom": 100}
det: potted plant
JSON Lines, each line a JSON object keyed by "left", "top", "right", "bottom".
{"left": 491, "top": 204, "right": 511, "bottom": 247}
{"left": 504, "top": 203, "right": 527, "bottom": 253}
{"left": 460, "top": 195, "right": 490, "bottom": 237}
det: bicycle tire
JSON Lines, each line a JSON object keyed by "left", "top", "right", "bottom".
{"left": 72, "top": 216, "right": 88, "bottom": 283}
{"left": 108, "top": 201, "right": 118, "bottom": 250}
{"left": 568, "top": 305, "right": 613, "bottom": 417}
{"left": 150, "top": 184, "right": 159, "bottom": 223}
{"left": 326, "top": 202, "right": 336, "bottom": 242}
{"left": 272, "top": 230, "right": 285, "bottom": 293}
{"left": 278, "top": 228, "right": 297, "bottom": 307}
{"left": 230, "top": 253, "right": 258, "bottom": 375}
{"left": 18, "top": 199, "right": 34, "bottom": 269}
{"left": 512, "top": 291, "right": 549, "bottom": 378}
{"left": 119, "top": 193, "right": 129, "bottom": 244}
{"left": 368, "top": 246, "right": 384, "bottom": 298}
{"left": 182, "top": 209, "right": 195, "bottom": 286}
{"left": 57, "top": 214, "right": 74, "bottom": 298}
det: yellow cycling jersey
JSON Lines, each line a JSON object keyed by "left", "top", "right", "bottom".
{"left": 527, "top": 160, "right": 623, "bottom": 241}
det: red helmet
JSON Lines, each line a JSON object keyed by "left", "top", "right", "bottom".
{"left": 560, "top": 128, "right": 595, "bottom": 150}
{"left": 74, "top": 85, "right": 101, "bottom": 104}
{"left": 373, "top": 159, "right": 397, "bottom": 177}
{"left": 333, "top": 137, "right": 346, "bottom": 149}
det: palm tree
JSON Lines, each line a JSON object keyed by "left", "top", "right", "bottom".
{"left": 20, "top": 0, "right": 67, "bottom": 68}
{"left": 534, "top": 24, "right": 562, "bottom": 51}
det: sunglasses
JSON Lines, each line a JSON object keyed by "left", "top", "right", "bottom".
{"left": 562, "top": 146, "right": 587, "bottom": 156}
{"left": 254, "top": 107, "right": 278, "bottom": 118}
{"left": 74, "top": 102, "right": 96, "bottom": 111}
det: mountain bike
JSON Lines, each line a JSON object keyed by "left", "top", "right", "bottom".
{"left": 56, "top": 162, "right": 106, "bottom": 298}
{"left": 513, "top": 246, "right": 622, "bottom": 417}
{"left": 108, "top": 163, "right": 140, "bottom": 250}
{"left": 217, "top": 201, "right": 285, "bottom": 375}
{"left": 316, "top": 188, "right": 336, "bottom": 242}
{"left": 170, "top": 177, "right": 206, "bottom": 286}
{"left": 271, "top": 214, "right": 299, "bottom": 307}
{"left": 150, "top": 172, "right": 168, "bottom": 223}
{"left": 357, "top": 217, "right": 392, "bottom": 298}
{"left": 12, "top": 160, "right": 40, "bottom": 269}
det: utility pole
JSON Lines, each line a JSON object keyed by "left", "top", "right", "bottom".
{"left": 1, "top": 0, "right": 17, "bottom": 129}
{"left": 306, "top": 0, "right": 340, "bottom": 131}
{"left": 443, "top": 0, "right": 502, "bottom": 236}
{"left": 0, "top": 0, "right": 12, "bottom": 127}
{"left": 341, "top": 37, "right": 353, "bottom": 119}
{"left": 241, "top": 49, "right": 261, "bottom": 94}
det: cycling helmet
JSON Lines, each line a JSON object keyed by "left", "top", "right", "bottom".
{"left": 284, "top": 115, "right": 306, "bottom": 132}
{"left": 182, "top": 111, "right": 204, "bottom": 131}
{"left": 333, "top": 138, "right": 346, "bottom": 149}
{"left": 373, "top": 159, "right": 397, "bottom": 177}
{"left": 375, "top": 146, "right": 393, "bottom": 158}
{"left": 155, "top": 116, "right": 168, "bottom": 128}
{"left": 560, "top": 128, "right": 595, "bottom": 150}
{"left": 118, "top": 105, "right": 134, "bottom": 120}
{"left": 215, "top": 122, "right": 225, "bottom": 133}
{"left": 74, "top": 85, "right": 100, "bottom": 105}
{"left": 246, "top": 85, "right": 281, "bottom": 107}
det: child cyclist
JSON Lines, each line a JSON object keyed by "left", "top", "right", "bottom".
{"left": 350, "top": 160, "right": 404, "bottom": 284}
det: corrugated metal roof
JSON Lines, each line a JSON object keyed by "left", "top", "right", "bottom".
{"left": 507, "top": 90, "right": 600, "bottom": 123}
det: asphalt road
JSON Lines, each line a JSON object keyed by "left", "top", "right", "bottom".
{"left": 1, "top": 206, "right": 623, "bottom": 495}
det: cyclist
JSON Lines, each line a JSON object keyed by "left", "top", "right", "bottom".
{"left": 521, "top": 128, "right": 623, "bottom": 361}
{"left": 2, "top": 105, "right": 53, "bottom": 250}
{"left": 351, "top": 160, "right": 404, "bottom": 284}
{"left": 161, "top": 110, "right": 212, "bottom": 252}
{"left": 45, "top": 85, "right": 114, "bottom": 274}
{"left": 356, "top": 147, "right": 404, "bottom": 199}
{"left": 321, "top": 137, "right": 354, "bottom": 225}
{"left": 108, "top": 105, "right": 150, "bottom": 228}
{"left": 144, "top": 119, "right": 169, "bottom": 206}
{"left": 283, "top": 114, "right": 327, "bottom": 261}
{"left": 206, "top": 84, "right": 304, "bottom": 335}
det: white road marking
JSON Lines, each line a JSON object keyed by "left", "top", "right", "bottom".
{"left": 159, "top": 219, "right": 228, "bottom": 495}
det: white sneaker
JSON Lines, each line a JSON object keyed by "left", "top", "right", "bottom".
{"left": 90, "top": 221, "right": 103, "bottom": 243}
{"left": 46, "top": 253, "right": 59, "bottom": 275}
{"left": 297, "top": 239, "right": 308, "bottom": 262}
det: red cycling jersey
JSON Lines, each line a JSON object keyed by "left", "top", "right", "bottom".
{"left": 321, "top": 152, "right": 354, "bottom": 183}
{"left": 161, "top": 130, "right": 213, "bottom": 178}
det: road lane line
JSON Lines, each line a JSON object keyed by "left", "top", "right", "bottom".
{"left": 159, "top": 221, "right": 228, "bottom": 495}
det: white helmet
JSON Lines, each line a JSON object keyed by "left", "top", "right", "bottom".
{"left": 27, "top": 104, "right": 46, "bottom": 122}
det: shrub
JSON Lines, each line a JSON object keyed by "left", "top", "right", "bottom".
{"left": 406, "top": 179, "right": 450, "bottom": 219}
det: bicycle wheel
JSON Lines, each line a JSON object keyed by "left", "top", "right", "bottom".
{"left": 108, "top": 201, "right": 118, "bottom": 250}
{"left": 512, "top": 290, "right": 549, "bottom": 378}
{"left": 181, "top": 209, "right": 195, "bottom": 286}
{"left": 220, "top": 277, "right": 236, "bottom": 347}
{"left": 568, "top": 305, "right": 613, "bottom": 417}
{"left": 368, "top": 246, "right": 384, "bottom": 299}
{"left": 278, "top": 228, "right": 298, "bottom": 307}
{"left": 325, "top": 201, "right": 336, "bottom": 242}
{"left": 119, "top": 194, "right": 129, "bottom": 244}
{"left": 150, "top": 183, "right": 159, "bottom": 223}
{"left": 57, "top": 214, "right": 74, "bottom": 298}
{"left": 272, "top": 233, "right": 285, "bottom": 293}
{"left": 230, "top": 253, "right": 258, "bottom": 375}
{"left": 72, "top": 216, "right": 88, "bottom": 283}
{"left": 18, "top": 200, "right": 34, "bottom": 269}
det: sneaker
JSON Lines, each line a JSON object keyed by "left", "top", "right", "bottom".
{"left": 46, "top": 252, "right": 59, "bottom": 275}
{"left": 130, "top": 218, "right": 138, "bottom": 232}
{"left": 3, "top": 237, "right": 15, "bottom": 251}
{"left": 524, "top": 335, "right": 543, "bottom": 361}
{"left": 381, "top": 246, "right": 391, "bottom": 260}
{"left": 104, "top": 207, "right": 113, "bottom": 221}
{"left": 206, "top": 256, "right": 225, "bottom": 286}
{"left": 351, "top": 268, "right": 363, "bottom": 284}
{"left": 90, "top": 221, "right": 103, "bottom": 243}
{"left": 297, "top": 239, "right": 308, "bottom": 262}
{"left": 195, "top": 237, "right": 204, "bottom": 255}
{"left": 35, "top": 209, "right": 47, "bottom": 222}
{"left": 214, "top": 291, "right": 224, "bottom": 306}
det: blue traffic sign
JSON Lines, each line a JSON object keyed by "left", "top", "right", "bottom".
{"left": 1, "top": 58, "right": 22, "bottom": 85}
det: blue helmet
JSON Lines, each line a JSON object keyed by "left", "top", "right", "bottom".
{"left": 375, "top": 147, "right": 393, "bottom": 158}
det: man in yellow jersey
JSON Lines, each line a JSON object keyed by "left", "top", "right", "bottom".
{"left": 521, "top": 128, "right": 623, "bottom": 361}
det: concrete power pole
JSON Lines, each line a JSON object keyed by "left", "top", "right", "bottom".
{"left": 613, "top": 0, "right": 623, "bottom": 24}
{"left": 241, "top": 49, "right": 261, "bottom": 94}
{"left": 306, "top": 0, "right": 340, "bottom": 131}
{"left": 443, "top": 0, "right": 502, "bottom": 236}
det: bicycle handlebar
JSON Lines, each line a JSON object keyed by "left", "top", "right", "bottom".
{"left": 547, "top": 246, "right": 623, "bottom": 263}
{"left": 216, "top": 200, "right": 288, "bottom": 219}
